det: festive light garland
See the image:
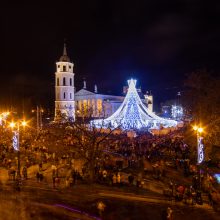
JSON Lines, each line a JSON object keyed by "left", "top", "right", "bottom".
{"left": 91, "top": 79, "right": 177, "bottom": 130}
{"left": 198, "top": 136, "right": 204, "bottom": 164}
{"left": 13, "top": 131, "right": 19, "bottom": 151}
{"left": 171, "top": 105, "right": 183, "bottom": 119}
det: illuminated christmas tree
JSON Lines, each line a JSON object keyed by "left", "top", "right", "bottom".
{"left": 92, "top": 79, "right": 177, "bottom": 130}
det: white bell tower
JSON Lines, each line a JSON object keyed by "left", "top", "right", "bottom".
{"left": 54, "top": 43, "right": 75, "bottom": 121}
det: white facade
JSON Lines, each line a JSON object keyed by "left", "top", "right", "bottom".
{"left": 75, "top": 88, "right": 124, "bottom": 118}
{"left": 54, "top": 44, "right": 75, "bottom": 121}
{"left": 144, "top": 93, "right": 153, "bottom": 113}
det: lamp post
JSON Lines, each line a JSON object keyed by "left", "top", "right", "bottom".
{"left": 10, "top": 120, "right": 27, "bottom": 179}
{"left": 193, "top": 125, "right": 204, "bottom": 190}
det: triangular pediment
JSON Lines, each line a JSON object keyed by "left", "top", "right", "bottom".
{"left": 75, "top": 89, "right": 95, "bottom": 96}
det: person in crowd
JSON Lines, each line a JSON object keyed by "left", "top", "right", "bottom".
{"left": 97, "top": 201, "right": 106, "bottom": 218}
{"left": 112, "top": 174, "right": 117, "bottom": 186}
{"left": 117, "top": 172, "right": 121, "bottom": 186}
{"left": 22, "top": 165, "right": 27, "bottom": 179}
{"left": 166, "top": 207, "right": 173, "bottom": 220}
{"left": 128, "top": 173, "right": 134, "bottom": 186}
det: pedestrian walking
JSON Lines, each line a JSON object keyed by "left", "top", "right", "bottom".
{"left": 97, "top": 201, "right": 106, "bottom": 218}
{"left": 128, "top": 173, "right": 134, "bottom": 186}
{"left": 166, "top": 207, "right": 173, "bottom": 220}
{"left": 22, "top": 166, "right": 27, "bottom": 179}
{"left": 117, "top": 173, "right": 121, "bottom": 186}
{"left": 112, "top": 174, "right": 117, "bottom": 185}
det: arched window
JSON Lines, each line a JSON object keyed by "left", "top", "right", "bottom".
{"left": 63, "top": 77, "right": 66, "bottom": 86}
{"left": 70, "top": 93, "right": 72, "bottom": 99}
{"left": 63, "top": 66, "right": 66, "bottom": 72}
{"left": 64, "top": 92, "right": 66, "bottom": 99}
{"left": 57, "top": 78, "right": 59, "bottom": 86}
{"left": 70, "top": 78, "right": 72, "bottom": 86}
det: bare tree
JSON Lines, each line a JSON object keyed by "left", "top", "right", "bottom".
{"left": 69, "top": 115, "right": 120, "bottom": 182}
{"left": 183, "top": 69, "right": 220, "bottom": 156}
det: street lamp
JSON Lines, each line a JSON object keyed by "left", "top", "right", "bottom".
{"left": 193, "top": 125, "right": 204, "bottom": 191}
{"left": 9, "top": 120, "right": 27, "bottom": 179}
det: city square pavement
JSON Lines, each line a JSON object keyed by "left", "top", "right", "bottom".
{"left": 0, "top": 164, "right": 219, "bottom": 220}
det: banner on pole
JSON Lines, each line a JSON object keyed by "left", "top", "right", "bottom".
{"left": 198, "top": 136, "right": 204, "bottom": 164}
{"left": 13, "top": 131, "right": 19, "bottom": 151}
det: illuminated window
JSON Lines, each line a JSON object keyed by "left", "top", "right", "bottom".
{"left": 92, "top": 99, "right": 96, "bottom": 112}
{"left": 64, "top": 92, "right": 66, "bottom": 99}
{"left": 63, "top": 77, "right": 66, "bottom": 86}
{"left": 97, "top": 99, "right": 102, "bottom": 112}
{"left": 63, "top": 66, "right": 66, "bottom": 72}
{"left": 79, "top": 100, "right": 82, "bottom": 111}
{"left": 57, "top": 78, "right": 59, "bottom": 86}
{"left": 70, "top": 78, "right": 72, "bottom": 86}
{"left": 83, "top": 100, "right": 87, "bottom": 111}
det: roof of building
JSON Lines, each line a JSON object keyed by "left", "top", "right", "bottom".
{"left": 75, "top": 89, "right": 95, "bottom": 96}
{"left": 59, "top": 43, "right": 70, "bottom": 62}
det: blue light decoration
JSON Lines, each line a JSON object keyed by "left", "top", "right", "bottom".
{"left": 91, "top": 78, "right": 177, "bottom": 130}
{"left": 13, "top": 131, "right": 19, "bottom": 151}
{"left": 197, "top": 136, "right": 204, "bottom": 164}
{"left": 214, "top": 174, "right": 220, "bottom": 184}
{"left": 171, "top": 105, "right": 183, "bottom": 120}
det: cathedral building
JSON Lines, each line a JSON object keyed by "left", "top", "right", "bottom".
{"left": 54, "top": 44, "right": 153, "bottom": 121}
{"left": 75, "top": 81, "right": 154, "bottom": 119}
{"left": 75, "top": 81, "right": 124, "bottom": 118}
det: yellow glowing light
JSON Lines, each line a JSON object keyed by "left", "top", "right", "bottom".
{"left": 198, "top": 127, "right": 203, "bottom": 133}
{"left": 10, "top": 122, "right": 16, "bottom": 128}
{"left": 21, "top": 121, "right": 27, "bottom": 127}
{"left": 193, "top": 125, "right": 203, "bottom": 133}
{"left": 193, "top": 125, "right": 198, "bottom": 131}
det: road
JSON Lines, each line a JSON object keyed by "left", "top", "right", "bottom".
{"left": 0, "top": 177, "right": 219, "bottom": 220}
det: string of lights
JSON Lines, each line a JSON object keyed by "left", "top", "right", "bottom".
{"left": 92, "top": 79, "right": 177, "bottom": 130}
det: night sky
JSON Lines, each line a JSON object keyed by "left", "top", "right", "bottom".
{"left": 1, "top": 1, "right": 220, "bottom": 111}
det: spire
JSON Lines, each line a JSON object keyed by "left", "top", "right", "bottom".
{"left": 83, "top": 79, "right": 87, "bottom": 89}
{"left": 94, "top": 84, "right": 98, "bottom": 93}
{"left": 59, "top": 40, "right": 70, "bottom": 62}
{"left": 63, "top": 42, "right": 67, "bottom": 56}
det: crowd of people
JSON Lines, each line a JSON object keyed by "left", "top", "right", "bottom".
{"left": 0, "top": 123, "right": 220, "bottom": 211}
